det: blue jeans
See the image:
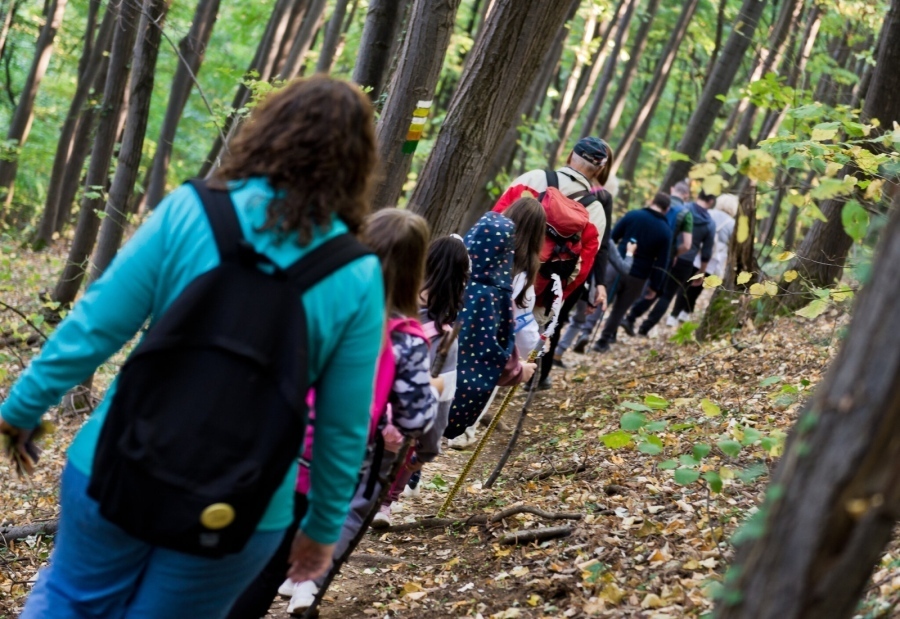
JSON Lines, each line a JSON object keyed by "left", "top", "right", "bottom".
{"left": 21, "top": 464, "right": 284, "bottom": 619}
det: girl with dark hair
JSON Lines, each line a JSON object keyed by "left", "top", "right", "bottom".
{"left": 0, "top": 76, "right": 386, "bottom": 619}
{"left": 502, "top": 197, "right": 547, "bottom": 357}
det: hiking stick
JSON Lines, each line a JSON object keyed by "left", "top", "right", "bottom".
{"left": 301, "top": 322, "right": 461, "bottom": 618}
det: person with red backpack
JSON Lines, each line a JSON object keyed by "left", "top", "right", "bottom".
{"left": 492, "top": 137, "right": 615, "bottom": 389}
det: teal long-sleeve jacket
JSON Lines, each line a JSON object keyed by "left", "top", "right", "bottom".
{"left": 0, "top": 178, "right": 385, "bottom": 544}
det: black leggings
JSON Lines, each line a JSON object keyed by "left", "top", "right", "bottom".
{"left": 226, "top": 493, "right": 309, "bottom": 619}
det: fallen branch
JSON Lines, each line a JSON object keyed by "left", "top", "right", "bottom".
{"left": 499, "top": 525, "right": 573, "bottom": 545}
{"left": 0, "top": 520, "right": 58, "bottom": 545}
{"left": 348, "top": 553, "right": 403, "bottom": 566}
{"left": 524, "top": 463, "right": 589, "bottom": 481}
{"left": 381, "top": 505, "right": 582, "bottom": 533}
{"left": 488, "top": 505, "right": 582, "bottom": 524}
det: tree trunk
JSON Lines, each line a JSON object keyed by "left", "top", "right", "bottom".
{"left": 704, "top": 0, "right": 727, "bottom": 86}
{"left": 89, "top": 0, "right": 169, "bottom": 283}
{"left": 594, "top": 0, "right": 660, "bottom": 138}
{"left": 53, "top": 0, "right": 140, "bottom": 307}
{"left": 34, "top": 0, "right": 112, "bottom": 248}
{"left": 273, "top": 0, "right": 310, "bottom": 74}
{"left": 610, "top": 0, "right": 698, "bottom": 178}
{"left": 716, "top": 195, "right": 900, "bottom": 618}
{"left": 659, "top": 0, "right": 768, "bottom": 191}
{"left": 315, "top": 0, "right": 350, "bottom": 73}
{"left": 552, "top": 7, "right": 600, "bottom": 128}
{"left": 372, "top": 0, "right": 463, "bottom": 211}
{"left": 0, "top": 0, "right": 19, "bottom": 62}
{"left": 353, "top": 0, "right": 408, "bottom": 99}
{"left": 0, "top": 0, "right": 69, "bottom": 210}
{"left": 576, "top": 0, "right": 638, "bottom": 143}
{"left": 142, "top": 0, "right": 221, "bottom": 212}
{"left": 410, "top": 0, "right": 578, "bottom": 236}
{"left": 278, "top": 0, "right": 328, "bottom": 79}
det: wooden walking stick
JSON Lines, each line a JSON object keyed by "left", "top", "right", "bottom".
{"left": 437, "top": 276, "right": 564, "bottom": 516}
{"left": 300, "top": 323, "right": 461, "bottom": 618}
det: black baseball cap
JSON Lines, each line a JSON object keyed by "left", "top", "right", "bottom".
{"left": 574, "top": 137, "right": 610, "bottom": 167}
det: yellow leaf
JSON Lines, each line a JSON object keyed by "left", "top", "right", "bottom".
{"left": 787, "top": 192, "right": 807, "bottom": 207}
{"left": 702, "top": 174, "right": 726, "bottom": 196}
{"left": 865, "top": 178, "right": 885, "bottom": 201}
{"left": 494, "top": 546, "right": 513, "bottom": 557}
{"left": 701, "top": 398, "right": 721, "bottom": 417}
{"left": 705, "top": 149, "right": 723, "bottom": 162}
{"left": 510, "top": 566, "right": 530, "bottom": 577}
{"left": 600, "top": 583, "right": 626, "bottom": 605}
{"left": 736, "top": 271, "right": 752, "bottom": 285}
{"left": 764, "top": 281, "right": 779, "bottom": 296}
{"left": 831, "top": 288, "right": 854, "bottom": 302}
{"left": 527, "top": 594, "right": 542, "bottom": 607}
{"left": 746, "top": 150, "right": 777, "bottom": 182}
{"left": 736, "top": 144, "right": 750, "bottom": 164}
{"left": 401, "top": 582, "right": 424, "bottom": 596}
{"left": 689, "top": 162, "right": 717, "bottom": 179}
{"left": 825, "top": 161, "right": 843, "bottom": 177}
{"left": 688, "top": 272, "right": 705, "bottom": 281}
{"left": 641, "top": 593, "right": 665, "bottom": 609}
{"left": 736, "top": 215, "right": 750, "bottom": 243}
{"left": 703, "top": 274, "right": 723, "bottom": 289}
{"left": 775, "top": 251, "right": 795, "bottom": 262}
{"left": 749, "top": 283, "right": 766, "bottom": 298}
{"left": 783, "top": 270, "right": 798, "bottom": 283}
{"left": 683, "top": 559, "right": 701, "bottom": 570}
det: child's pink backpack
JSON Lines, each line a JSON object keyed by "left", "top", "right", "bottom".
{"left": 296, "top": 317, "right": 429, "bottom": 494}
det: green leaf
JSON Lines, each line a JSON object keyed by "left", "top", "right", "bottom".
{"left": 737, "top": 462, "right": 768, "bottom": 483}
{"left": 693, "top": 444, "right": 711, "bottom": 461}
{"left": 841, "top": 199, "right": 870, "bottom": 243}
{"left": 795, "top": 298, "right": 830, "bottom": 319}
{"left": 601, "top": 430, "right": 633, "bottom": 449}
{"left": 638, "top": 441, "right": 663, "bottom": 455}
{"left": 674, "top": 469, "right": 701, "bottom": 485}
{"left": 658, "top": 459, "right": 678, "bottom": 470}
{"left": 620, "top": 411, "right": 648, "bottom": 431}
{"left": 701, "top": 398, "right": 721, "bottom": 417}
{"left": 760, "top": 376, "right": 782, "bottom": 387}
{"left": 645, "top": 420, "right": 668, "bottom": 433}
{"left": 669, "top": 151, "right": 692, "bottom": 162}
{"left": 679, "top": 454, "right": 700, "bottom": 467}
{"left": 741, "top": 426, "right": 762, "bottom": 446}
{"left": 704, "top": 471, "right": 723, "bottom": 493}
{"left": 621, "top": 401, "right": 652, "bottom": 412}
{"left": 717, "top": 439, "right": 742, "bottom": 458}
{"left": 810, "top": 122, "right": 840, "bottom": 142}
{"left": 643, "top": 394, "right": 669, "bottom": 410}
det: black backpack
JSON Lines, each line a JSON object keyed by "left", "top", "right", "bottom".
{"left": 87, "top": 180, "right": 371, "bottom": 557}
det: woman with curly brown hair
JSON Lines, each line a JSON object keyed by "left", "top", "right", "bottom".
{"left": 0, "top": 76, "right": 385, "bottom": 619}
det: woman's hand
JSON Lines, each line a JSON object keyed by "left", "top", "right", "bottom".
{"left": 430, "top": 375, "right": 445, "bottom": 396}
{"left": 381, "top": 423, "right": 404, "bottom": 453}
{"left": 287, "top": 531, "right": 335, "bottom": 583}
{"left": 521, "top": 362, "right": 537, "bottom": 384}
{"left": 626, "top": 241, "right": 637, "bottom": 256}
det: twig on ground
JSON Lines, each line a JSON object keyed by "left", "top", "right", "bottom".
{"left": 0, "top": 521, "right": 59, "bottom": 546}
{"left": 381, "top": 505, "right": 583, "bottom": 533}
{"left": 498, "top": 525, "right": 573, "bottom": 545}
{"left": 524, "top": 463, "right": 588, "bottom": 481}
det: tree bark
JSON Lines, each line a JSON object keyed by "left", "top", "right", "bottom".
{"left": 552, "top": 7, "right": 601, "bottom": 128}
{"left": 278, "top": 0, "right": 328, "bottom": 79}
{"left": 705, "top": 0, "right": 727, "bottom": 86}
{"left": 315, "top": 0, "right": 350, "bottom": 73}
{"left": 410, "top": 0, "right": 578, "bottom": 236}
{"left": 34, "top": 0, "right": 112, "bottom": 248}
{"left": 372, "top": 0, "right": 463, "bottom": 211}
{"left": 353, "top": 0, "right": 408, "bottom": 99}
{"left": 0, "top": 0, "right": 69, "bottom": 210}
{"left": 716, "top": 194, "right": 900, "bottom": 618}
{"left": 142, "top": 0, "right": 221, "bottom": 212}
{"left": 53, "top": 0, "right": 140, "bottom": 307}
{"left": 89, "top": 0, "right": 169, "bottom": 283}
{"left": 0, "top": 0, "right": 19, "bottom": 63}
{"left": 610, "top": 0, "right": 698, "bottom": 178}
{"left": 593, "top": 0, "right": 660, "bottom": 139}
{"left": 658, "top": 0, "right": 769, "bottom": 191}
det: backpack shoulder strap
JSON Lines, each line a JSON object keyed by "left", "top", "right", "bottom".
{"left": 286, "top": 233, "right": 372, "bottom": 293}
{"left": 388, "top": 316, "right": 429, "bottom": 345}
{"left": 545, "top": 170, "right": 560, "bottom": 190}
{"left": 188, "top": 179, "right": 242, "bottom": 263}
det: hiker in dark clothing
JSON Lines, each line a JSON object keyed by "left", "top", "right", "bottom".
{"left": 594, "top": 193, "right": 672, "bottom": 353}
{"left": 627, "top": 191, "right": 717, "bottom": 336}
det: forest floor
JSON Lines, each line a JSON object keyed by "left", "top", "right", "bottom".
{"left": 3, "top": 295, "right": 899, "bottom": 618}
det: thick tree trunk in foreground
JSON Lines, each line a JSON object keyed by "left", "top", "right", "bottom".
{"left": 410, "top": 0, "right": 576, "bottom": 235}
{"left": 658, "top": 0, "right": 769, "bottom": 191}
{"left": 90, "top": 0, "right": 169, "bottom": 282}
{"left": 143, "top": 0, "right": 221, "bottom": 211}
{"left": 53, "top": 0, "right": 139, "bottom": 307}
{"left": 611, "top": 0, "right": 698, "bottom": 177}
{"left": 353, "top": 0, "right": 407, "bottom": 99}
{"left": 315, "top": 0, "right": 350, "bottom": 73}
{"left": 0, "top": 0, "right": 69, "bottom": 210}
{"left": 372, "top": 0, "right": 462, "bottom": 210}
{"left": 715, "top": 199, "right": 900, "bottom": 619}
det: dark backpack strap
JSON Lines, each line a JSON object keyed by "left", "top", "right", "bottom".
{"left": 188, "top": 179, "right": 242, "bottom": 263}
{"left": 286, "top": 233, "right": 372, "bottom": 293}
{"left": 545, "top": 169, "right": 560, "bottom": 190}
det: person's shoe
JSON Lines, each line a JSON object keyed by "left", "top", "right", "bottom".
{"left": 278, "top": 578, "right": 296, "bottom": 599}
{"left": 621, "top": 318, "right": 636, "bottom": 337}
{"left": 677, "top": 311, "right": 692, "bottom": 322}
{"left": 537, "top": 377, "right": 553, "bottom": 391}
{"left": 592, "top": 339, "right": 611, "bottom": 353}
{"left": 402, "top": 483, "right": 421, "bottom": 499}
{"left": 552, "top": 354, "right": 568, "bottom": 369}
{"left": 287, "top": 580, "right": 319, "bottom": 615}
{"left": 371, "top": 504, "right": 392, "bottom": 529}
{"left": 636, "top": 329, "right": 649, "bottom": 338}
{"left": 448, "top": 426, "right": 478, "bottom": 450}
{"left": 665, "top": 315, "right": 680, "bottom": 327}
{"left": 572, "top": 335, "right": 590, "bottom": 354}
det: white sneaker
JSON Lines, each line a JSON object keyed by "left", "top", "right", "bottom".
{"left": 402, "top": 483, "right": 421, "bottom": 498}
{"left": 371, "top": 504, "right": 392, "bottom": 528}
{"left": 677, "top": 311, "right": 692, "bottom": 322}
{"left": 665, "top": 315, "right": 680, "bottom": 327}
{"left": 287, "top": 580, "right": 319, "bottom": 615}
{"left": 448, "top": 426, "right": 478, "bottom": 450}
{"left": 278, "top": 577, "right": 296, "bottom": 599}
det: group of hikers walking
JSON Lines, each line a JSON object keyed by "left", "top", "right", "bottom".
{"left": 0, "top": 76, "right": 738, "bottom": 618}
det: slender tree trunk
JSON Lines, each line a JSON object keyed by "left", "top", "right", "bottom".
{"left": 34, "top": 0, "right": 111, "bottom": 248}
{"left": 353, "top": 0, "right": 408, "bottom": 99}
{"left": 90, "top": 0, "right": 169, "bottom": 283}
{"left": 705, "top": 0, "right": 727, "bottom": 86}
{"left": 465, "top": 0, "right": 482, "bottom": 37}
{"left": 410, "top": 0, "right": 579, "bottom": 235}
{"left": 761, "top": 170, "right": 787, "bottom": 248}
{"left": 53, "top": 0, "right": 140, "bottom": 307}
{"left": 611, "top": 0, "right": 698, "bottom": 177}
{"left": 315, "top": 0, "right": 350, "bottom": 73}
{"left": 278, "top": 0, "right": 328, "bottom": 79}
{"left": 273, "top": 0, "right": 310, "bottom": 74}
{"left": 658, "top": 0, "right": 769, "bottom": 192}
{"left": 141, "top": 0, "right": 221, "bottom": 212}
{"left": 0, "top": 0, "right": 19, "bottom": 62}
{"left": 0, "top": 0, "right": 69, "bottom": 210}
{"left": 594, "top": 0, "right": 660, "bottom": 138}
{"left": 552, "top": 8, "right": 600, "bottom": 127}
{"left": 372, "top": 0, "right": 463, "bottom": 210}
